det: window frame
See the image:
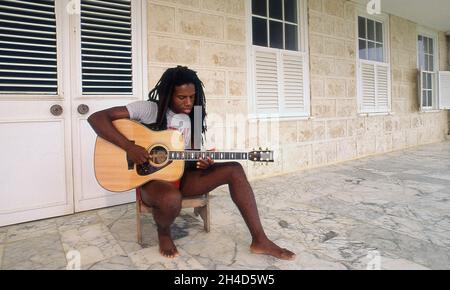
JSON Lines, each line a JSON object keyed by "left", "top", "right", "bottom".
{"left": 247, "top": 0, "right": 310, "bottom": 120}
{"left": 417, "top": 27, "right": 439, "bottom": 111}
{"left": 355, "top": 9, "right": 391, "bottom": 114}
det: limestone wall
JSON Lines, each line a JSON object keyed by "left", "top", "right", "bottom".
{"left": 146, "top": 0, "right": 449, "bottom": 180}
{"left": 147, "top": 0, "right": 247, "bottom": 112}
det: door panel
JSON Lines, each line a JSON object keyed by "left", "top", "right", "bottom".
{"left": 0, "top": 120, "right": 70, "bottom": 225}
{"left": 72, "top": 100, "right": 136, "bottom": 212}
{"left": 0, "top": 100, "right": 73, "bottom": 227}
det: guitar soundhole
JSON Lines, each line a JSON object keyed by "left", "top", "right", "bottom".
{"left": 149, "top": 146, "right": 168, "bottom": 165}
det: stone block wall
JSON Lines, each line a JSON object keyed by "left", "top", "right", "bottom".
{"left": 307, "top": 3, "right": 447, "bottom": 174}
{"left": 147, "top": 0, "right": 449, "bottom": 180}
{"left": 307, "top": 0, "right": 358, "bottom": 171}
{"left": 147, "top": 0, "right": 248, "bottom": 119}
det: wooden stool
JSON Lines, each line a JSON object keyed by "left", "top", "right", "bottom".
{"left": 135, "top": 187, "right": 210, "bottom": 245}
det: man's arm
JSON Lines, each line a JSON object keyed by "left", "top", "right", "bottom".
{"left": 87, "top": 106, "right": 149, "bottom": 164}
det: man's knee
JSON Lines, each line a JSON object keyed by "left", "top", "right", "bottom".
{"left": 226, "top": 161, "right": 246, "bottom": 180}
{"left": 158, "top": 189, "right": 182, "bottom": 212}
{"left": 141, "top": 183, "right": 182, "bottom": 212}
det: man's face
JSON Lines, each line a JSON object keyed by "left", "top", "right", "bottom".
{"left": 170, "top": 83, "right": 196, "bottom": 115}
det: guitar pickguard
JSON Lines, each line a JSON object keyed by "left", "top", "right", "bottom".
{"left": 136, "top": 161, "right": 173, "bottom": 176}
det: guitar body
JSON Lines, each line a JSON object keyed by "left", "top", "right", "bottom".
{"left": 94, "top": 119, "right": 185, "bottom": 192}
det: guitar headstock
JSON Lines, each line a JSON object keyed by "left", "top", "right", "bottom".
{"left": 248, "top": 148, "right": 274, "bottom": 163}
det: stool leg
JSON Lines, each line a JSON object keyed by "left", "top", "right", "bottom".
{"left": 136, "top": 201, "right": 143, "bottom": 245}
{"left": 194, "top": 194, "right": 210, "bottom": 233}
{"left": 194, "top": 206, "right": 208, "bottom": 232}
{"left": 205, "top": 194, "right": 210, "bottom": 233}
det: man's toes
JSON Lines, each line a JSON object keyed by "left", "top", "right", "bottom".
{"left": 160, "top": 248, "right": 179, "bottom": 258}
{"left": 281, "top": 249, "right": 296, "bottom": 260}
{"left": 172, "top": 249, "right": 180, "bottom": 257}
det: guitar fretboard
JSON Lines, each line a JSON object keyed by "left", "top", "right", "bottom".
{"left": 169, "top": 151, "right": 248, "bottom": 161}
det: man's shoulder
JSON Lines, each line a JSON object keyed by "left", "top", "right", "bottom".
{"left": 126, "top": 100, "right": 158, "bottom": 115}
{"left": 126, "top": 100, "right": 158, "bottom": 124}
{"left": 127, "top": 100, "right": 157, "bottom": 109}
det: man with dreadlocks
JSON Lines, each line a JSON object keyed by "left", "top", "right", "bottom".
{"left": 88, "top": 66, "right": 296, "bottom": 260}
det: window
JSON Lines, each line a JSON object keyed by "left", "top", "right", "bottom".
{"left": 252, "top": 0, "right": 299, "bottom": 51}
{"left": 358, "top": 17, "right": 384, "bottom": 62}
{"left": 418, "top": 34, "right": 437, "bottom": 110}
{"left": 249, "top": 0, "right": 309, "bottom": 118}
{"left": 357, "top": 14, "right": 390, "bottom": 114}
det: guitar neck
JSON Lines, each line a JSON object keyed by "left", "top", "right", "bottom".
{"left": 169, "top": 151, "right": 249, "bottom": 161}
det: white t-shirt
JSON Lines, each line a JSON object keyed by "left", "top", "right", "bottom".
{"left": 126, "top": 101, "right": 191, "bottom": 149}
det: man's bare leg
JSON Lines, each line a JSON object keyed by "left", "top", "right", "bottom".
{"left": 141, "top": 181, "right": 182, "bottom": 258}
{"left": 181, "top": 162, "right": 296, "bottom": 261}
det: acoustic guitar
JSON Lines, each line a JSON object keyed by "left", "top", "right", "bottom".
{"left": 94, "top": 119, "right": 274, "bottom": 192}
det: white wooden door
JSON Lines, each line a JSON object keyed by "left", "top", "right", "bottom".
{"left": 71, "top": 0, "right": 146, "bottom": 212}
{"left": 0, "top": 0, "right": 147, "bottom": 226}
{"left": 0, "top": 1, "right": 73, "bottom": 226}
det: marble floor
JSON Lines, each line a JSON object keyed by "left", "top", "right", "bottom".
{"left": 1, "top": 141, "right": 449, "bottom": 270}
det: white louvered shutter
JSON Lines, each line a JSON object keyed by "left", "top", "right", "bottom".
{"left": 80, "top": 0, "right": 132, "bottom": 95}
{"left": 0, "top": 0, "right": 58, "bottom": 94}
{"left": 438, "top": 71, "right": 450, "bottom": 109}
{"left": 282, "top": 52, "right": 304, "bottom": 113}
{"left": 376, "top": 64, "right": 389, "bottom": 111}
{"left": 360, "top": 61, "right": 390, "bottom": 113}
{"left": 418, "top": 70, "right": 424, "bottom": 109}
{"left": 254, "top": 50, "right": 279, "bottom": 113}
{"left": 360, "top": 62, "right": 376, "bottom": 112}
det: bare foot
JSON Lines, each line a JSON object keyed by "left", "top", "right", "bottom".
{"left": 157, "top": 229, "right": 180, "bottom": 258}
{"left": 250, "top": 239, "right": 296, "bottom": 261}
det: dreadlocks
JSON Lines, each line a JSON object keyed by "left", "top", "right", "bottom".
{"left": 147, "top": 66, "right": 207, "bottom": 145}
